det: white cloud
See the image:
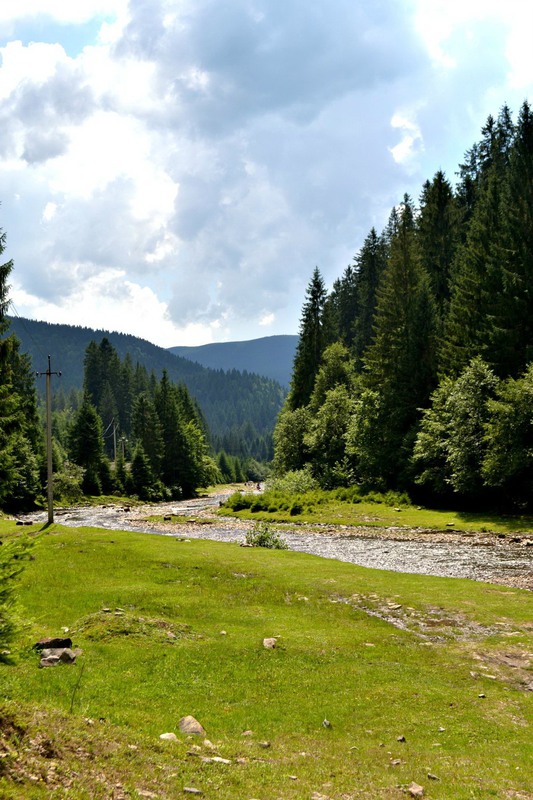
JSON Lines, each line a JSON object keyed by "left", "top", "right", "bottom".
{"left": 1, "top": 0, "right": 533, "bottom": 350}
{"left": 259, "top": 312, "right": 275, "bottom": 327}
{"left": 11, "top": 269, "right": 214, "bottom": 348}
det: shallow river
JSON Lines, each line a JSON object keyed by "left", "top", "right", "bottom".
{"left": 28, "top": 494, "right": 533, "bottom": 589}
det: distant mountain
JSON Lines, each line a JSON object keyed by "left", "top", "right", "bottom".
{"left": 168, "top": 334, "right": 298, "bottom": 388}
{"left": 8, "top": 317, "right": 286, "bottom": 448}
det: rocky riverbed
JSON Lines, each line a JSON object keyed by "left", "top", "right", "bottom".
{"left": 22, "top": 490, "right": 533, "bottom": 591}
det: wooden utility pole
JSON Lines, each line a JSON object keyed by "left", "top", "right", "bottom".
{"left": 37, "top": 355, "right": 61, "bottom": 524}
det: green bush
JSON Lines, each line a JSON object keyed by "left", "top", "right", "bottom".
{"left": 266, "top": 468, "right": 317, "bottom": 494}
{"left": 244, "top": 522, "right": 288, "bottom": 550}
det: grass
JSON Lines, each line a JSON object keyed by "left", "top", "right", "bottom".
{"left": 0, "top": 517, "right": 532, "bottom": 799}
{"left": 219, "top": 487, "right": 533, "bottom": 534}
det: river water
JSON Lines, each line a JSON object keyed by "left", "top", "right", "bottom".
{"left": 26, "top": 493, "right": 533, "bottom": 589}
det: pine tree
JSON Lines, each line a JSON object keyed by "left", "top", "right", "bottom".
{"left": 417, "top": 171, "right": 458, "bottom": 321}
{"left": 361, "top": 195, "right": 437, "bottom": 484}
{"left": 69, "top": 394, "right": 105, "bottom": 494}
{"left": 489, "top": 101, "right": 533, "bottom": 376}
{"left": 352, "top": 227, "right": 388, "bottom": 366}
{"left": 287, "top": 267, "right": 327, "bottom": 409}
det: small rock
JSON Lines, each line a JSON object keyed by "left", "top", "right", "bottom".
{"left": 408, "top": 782, "right": 424, "bottom": 797}
{"left": 289, "top": 775, "right": 297, "bottom": 780}
{"left": 241, "top": 730, "right": 253, "bottom": 736}
{"left": 160, "top": 733, "right": 178, "bottom": 741}
{"left": 203, "top": 739, "right": 216, "bottom": 749}
{"left": 478, "top": 693, "right": 486, "bottom": 699}
{"left": 34, "top": 637, "right": 72, "bottom": 651}
{"left": 427, "top": 773, "right": 439, "bottom": 781}
{"left": 397, "top": 735, "right": 406, "bottom": 742}
{"left": 263, "top": 637, "right": 277, "bottom": 649}
{"left": 211, "top": 756, "right": 231, "bottom": 764}
{"left": 258, "top": 741, "right": 271, "bottom": 748}
{"left": 446, "top": 522, "right": 455, "bottom": 527}
{"left": 220, "top": 630, "right": 227, "bottom": 636}
{"left": 39, "top": 656, "right": 61, "bottom": 668}
{"left": 322, "top": 718, "right": 332, "bottom": 729}
{"left": 183, "top": 788, "right": 203, "bottom": 795}
{"left": 179, "top": 716, "right": 206, "bottom": 736}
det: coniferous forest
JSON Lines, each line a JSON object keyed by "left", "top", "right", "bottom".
{"left": 2, "top": 102, "right": 533, "bottom": 511}
{"left": 274, "top": 102, "right": 533, "bottom": 510}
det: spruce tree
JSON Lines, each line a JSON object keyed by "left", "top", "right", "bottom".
{"left": 352, "top": 227, "right": 388, "bottom": 366}
{"left": 362, "top": 195, "right": 437, "bottom": 484}
{"left": 489, "top": 101, "right": 533, "bottom": 376}
{"left": 287, "top": 267, "right": 327, "bottom": 409}
{"left": 417, "top": 171, "right": 458, "bottom": 321}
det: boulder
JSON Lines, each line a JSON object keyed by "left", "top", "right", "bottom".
{"left": 179, "top": 716, "right": 206, "bottom": 736}
{"left": 34, "top": 637, "right": 72, "bottom": 651}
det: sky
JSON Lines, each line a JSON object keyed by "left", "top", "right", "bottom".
{"left": 1, "top": 1, "right": 532, "bottom": 348}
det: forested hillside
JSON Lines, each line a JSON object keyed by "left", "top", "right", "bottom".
{"left": 9, "top": 316, "right": 285, "bottom": 460}
{"left": 168, "top": 335, "right": 298, "bottom": 388}
{"left": 274, "top": 102, "right": 533, "bottom": 509}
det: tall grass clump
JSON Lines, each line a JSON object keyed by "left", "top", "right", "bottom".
{"left": 244, "top": 521, "right": 288, "bottom": 549}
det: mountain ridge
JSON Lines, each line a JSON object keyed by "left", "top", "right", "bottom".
{"left": 7, "top": 316, "right": 287, "bottom": 449}
{"left": 168, "top": 334, "right": 297, "bottom": 388}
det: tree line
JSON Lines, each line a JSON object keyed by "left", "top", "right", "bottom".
{"left": 9, "top": 315, "right": 284, "bottom": 463}
{"left": 274, "top": 102, "right": 533, "bottom": 509}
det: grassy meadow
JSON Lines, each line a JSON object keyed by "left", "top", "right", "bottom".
{"left": 1, "top": 517, "right": 532, "bottom": 799}
{"left": 219, "top": 486, "right": 533, "bottom": 534}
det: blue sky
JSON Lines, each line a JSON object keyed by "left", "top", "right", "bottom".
{"left": 1, "top": 0, "right": 532, "bottom": 347}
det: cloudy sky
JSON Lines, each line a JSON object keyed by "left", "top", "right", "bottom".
{"left": 1, "top": 1, "right": 532, "bottom": 347}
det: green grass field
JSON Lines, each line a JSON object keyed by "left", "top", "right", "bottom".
{"left": 218, "top": 487, "right": 533, "bottom": 534}
{"left": 1, "top": 518, "right": 532, "bottom": 799}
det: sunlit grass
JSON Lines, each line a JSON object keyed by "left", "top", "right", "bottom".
{"left": 219, "top": 488, "right": 533, "bottom": 534}
{"left": 1, "top": 523, "right": 532, "bottom": 798}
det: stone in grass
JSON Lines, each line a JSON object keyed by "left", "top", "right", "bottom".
{"left": 34, "top": 637, "right": 72, "bottom": 651}
{"left": 408, "top": 782, "right": 424, "bottom": 797}
{"left": 179, "top": 716, "right": 206, "bottom": 736}
{"left": 183, "top": 788, "right": 203, "bottom": 795}
{"left": 160, "top": 732, "right": 178, "bottom": 741}
{"left": 263, "top": 637, "right": 277, "bottom": 649}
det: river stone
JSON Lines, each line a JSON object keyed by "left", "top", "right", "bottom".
{"left": 263, "top": 637, "right": 277, "bottom": 649}
{"left": 179, "top": 716, "right": 206, "bottom": 736}
{"left": 34, "top": 636, "right": 72, "bottom": 651}
{"left": 40, "top": 647, "right": 78, "bottom": 664}
{"left": 39, "top": 655, "right": 61, "bottom": 668}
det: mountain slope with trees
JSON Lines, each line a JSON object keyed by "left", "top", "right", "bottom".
{"left": 8, "top": 316, "right": 285, "bottom": 460}
{"left": 274, "top": 101, "right": 533, "bottom": 510}
{"left": 168, "top": 335, "right": 298, "bottom": 388}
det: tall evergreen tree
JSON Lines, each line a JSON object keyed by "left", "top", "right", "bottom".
{"left": 489, "top": 101, "right": 533, "bottom": 376}
{"left": 417, "top": 171, "right": 458, "bottom": 321}
{"left": 287, "top": 267, "right": 327, "bottom": 409}
{"left": 361, "top": 195, "right": 437, "bottom": 483}
{"left": 352, "top": 227, "right": 388, "bottom": 365}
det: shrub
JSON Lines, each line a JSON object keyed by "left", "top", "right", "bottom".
{"left": 266, "top": 468, "right": 317, "bottom": 494}
{"left": 245, "top": 522, "right": 288, "bottom": 550}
